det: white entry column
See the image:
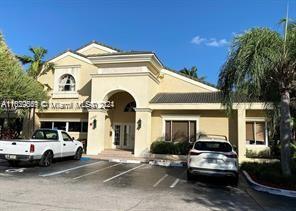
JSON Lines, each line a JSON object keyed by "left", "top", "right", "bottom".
{"left": 86, "top": 109, "right": 107, "bottom": 155}
{"left": 134, "top": 108, "right": 152, "bottom": 157}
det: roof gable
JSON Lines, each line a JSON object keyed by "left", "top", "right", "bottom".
{"left": 161, "top": 68, "right": 218, "bottom": 92}
{"left": 76, "top": 41, "right": 119, "bottom": 55}
{"left": 47, "top": 50, "right": 92, "bottom": 64}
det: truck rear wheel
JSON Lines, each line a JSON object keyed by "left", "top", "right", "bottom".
{"left": 8, "top": 160, "right": 19, "bottom": 167}
{"left": 39, "top": 151, "right": 53, "bottom": 167}
{"left": 74, "top": 147, "right": 83, "bottom": 160}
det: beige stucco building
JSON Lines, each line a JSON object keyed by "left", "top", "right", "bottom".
{"left": 36, "top": 41, "right": 270, "bottom": 161}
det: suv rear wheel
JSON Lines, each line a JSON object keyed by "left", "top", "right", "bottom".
{"left": 187, "top": 170, "right": 195, "bottom": 181}
{"left": 231, "top": 174, "right": 239, "bottom": 186}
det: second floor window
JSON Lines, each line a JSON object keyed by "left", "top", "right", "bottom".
{"left": 59, "top": 74, "right": 75, "bottom": 91}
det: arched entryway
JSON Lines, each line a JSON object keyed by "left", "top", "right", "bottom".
{"left": 104, "top": 91, "right": 136, "bottom": 153}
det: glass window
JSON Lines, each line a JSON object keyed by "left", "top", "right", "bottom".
{"left": 165, "top": 121, "right": 171, "bottom": 141}
{"left": 32, "top": 130, "right": 58, "bottom": 140}
{"left": 114, "top": 125, "right": 120, "bottom": 145}
{"left": 53, "top": 122, "right": 66, "bottom": 131}
{"left": 165, "top": 120, "right": 196, "bottom": 142}
{"left": 172, "top": 121, "right": 188, "bottom": 142}
{"left": 246, "top": 121, "right": 266, "bottom": 145}
{"left": 189, "top": 121, "right": 196, "bottom": 143}
{"left": 124, "top": 101, "right": 136, "bottom": 112}
{"left": 123, "top": 125, "right": 128, "bottom": 146}
{"left": 40, "top": 121, "right": 52, "bottom": 129}
{"left": 194, "top": 141, "right": 232, "bottom": 152}
{"left": 58, "top": 74, "right": 75, "bottom": 92}
{"left": 68, "top": 122, "right": 81, "bottom": 132}
{"left": 62, "top": 132, "right": 72, "bottom": 141}
{"left": 82, "top": 122, "right": 88, "bottom": 132}
{"left": 256, "top": 122, "right": 265, "bottom": 143}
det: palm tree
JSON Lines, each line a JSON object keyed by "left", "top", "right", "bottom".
{"left": 17, "top": 47, "right": 53, "bottom": 133}
{"left": 218, "top": 22, "right": 296, "bottom": 176}
{"left": 17, "top": 47, "right": 53, "bottom": 79}
{"left": 180, "top": 66, "right": 206, "bottom": 81}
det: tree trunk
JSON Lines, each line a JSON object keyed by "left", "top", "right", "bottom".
{"left": 32, "top": 107, "right": 35, "bottom": 132}
{"left": 280, "top": 90, "right": 292, "bottom": 176}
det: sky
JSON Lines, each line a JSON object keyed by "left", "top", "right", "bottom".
{"left": 0, "top": 0, "right": 293, "bottom": 85}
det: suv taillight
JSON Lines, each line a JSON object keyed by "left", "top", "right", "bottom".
{"left": 30, "top": 144, "right": 35, "bottom": 153}
{"left": 189, "top": 151, "right": 201, "bottom": 156}
{"left": 225, "top": 153, "right": 237, "bottom": 158}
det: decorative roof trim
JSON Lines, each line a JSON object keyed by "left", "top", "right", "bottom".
{"left": 88, "top": 53, "right": 163, "bottom": 71}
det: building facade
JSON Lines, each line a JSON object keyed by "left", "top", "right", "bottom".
{"left": 36, "top": 41, "right": 270, "bottom": 161}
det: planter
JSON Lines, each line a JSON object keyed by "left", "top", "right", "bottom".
{"left": 243, "top": 170, "right": 296, "bottom": 198}
{"left": 147, "top": 153, "right": 187, "bottom": 161}
{"left": 146, "top": 153, "right": 187, "bottom": 167}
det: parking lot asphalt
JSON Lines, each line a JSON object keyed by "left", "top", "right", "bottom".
{"left": 0, "top": 158, "right": 295, "bottom": 211}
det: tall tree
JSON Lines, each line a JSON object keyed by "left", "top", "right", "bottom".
{"left": 0, "top": 33, "right": 47, "bottom": 136}
{"left": 180, "top": 66, "right": 206, "bottom": 81}
{"left": 218, "top": 23, "right": 296, "bottom": 176}
{"left": 17, "top": 47, "right": 53, "bottom": 132}
{"left": 17, "top": 47, "right": 53, "bottom": 79}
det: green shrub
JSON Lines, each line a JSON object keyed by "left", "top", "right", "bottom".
{"left": 150, "top": 141, "right": 191, "bottom": 155}
{"left": 150, "top": 141, "right": 174, "bottom": 154}
{"left": 173, "top": 141, "right": 191, "bottom": 155}
{"left": 246, "top": 149, "right": 271, "bottom": 159}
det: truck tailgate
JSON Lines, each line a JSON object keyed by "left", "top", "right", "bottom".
{"left": 0, "top": 140, "right": 31, "bottom": 155}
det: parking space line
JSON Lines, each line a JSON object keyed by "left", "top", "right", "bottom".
{"left": 40, "top": 161, "right": 103, "bottom": 177}
{"left": 103, "top": 164, "right": 145, "bottom": 183}
{"left": 73, "top": 163, "right": 122, "bottom": 180}
{"left": 153, "top": 174, "right": 168, "bottom": 188}
{"left": 170, "top": 178, "right": 180, "bottom": 188}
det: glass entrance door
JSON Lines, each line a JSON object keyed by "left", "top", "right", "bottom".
{"left": 113, "top": 123, "right": 135, "bottom": 150}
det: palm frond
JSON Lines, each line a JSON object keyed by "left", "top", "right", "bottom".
{"left": 16, "top": 55, "right": 34, "bottom": 65}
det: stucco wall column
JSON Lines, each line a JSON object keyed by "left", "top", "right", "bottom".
{"left": 134, "top": 108, "right": 152, "bottom": 157}
{"left": 86, "top": 109, "right": 107, "bottom": 155}
{"left": 237, "top": 107, "right": 246, "bottom": 162}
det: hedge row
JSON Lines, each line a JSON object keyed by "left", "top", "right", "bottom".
{"left": 150, "top": 141, "right": 191, "bottom": 155}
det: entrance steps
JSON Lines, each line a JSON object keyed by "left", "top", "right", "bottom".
{"left": 89, "top": 149, "right": 147, "bottom": 163}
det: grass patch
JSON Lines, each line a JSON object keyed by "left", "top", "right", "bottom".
{"left": 241, "top": 160, "right": 296, "bottom": 190}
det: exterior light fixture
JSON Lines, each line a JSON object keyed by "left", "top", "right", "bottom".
{"left": 137, "top": 119, "right": 142, "bottom": 130}
{"left": 92, "top": 119, "right": 97, "bottom": 129}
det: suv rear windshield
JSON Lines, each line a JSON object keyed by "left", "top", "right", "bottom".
{"left": 32, "top": 130, "right": 58, "bottom": 140}
{"left": 194, "top": 141, "right": 232, "bottom": 152}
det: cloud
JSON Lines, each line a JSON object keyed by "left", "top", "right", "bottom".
{"left": 191, "top": 36, "right": 206, "bottom": 45}
{"left": 191, "top": 35, "right": 229, "bottom": 47}
{"left": 206, "top": 38, "right": 229, "bottom": 47}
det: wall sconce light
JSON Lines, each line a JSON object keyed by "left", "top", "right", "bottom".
{"left": 137, "top": 119, "right": 142, "bottom": 130}
{"left": 92, "top": 119, "right": 97, "bottom": 129}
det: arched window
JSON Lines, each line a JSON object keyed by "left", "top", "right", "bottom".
{"left": 124, "top": 101, "right": 136, "bottom": 112}
{"left": 59, "top": 74, "right": 75, "bottom": 91}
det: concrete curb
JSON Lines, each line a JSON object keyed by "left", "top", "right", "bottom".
{"left": 109, "top": 159, "right": 144, "bottom": 164}
{"left": 148, "top": 160, "right": 187, "bottom": 167}
{"left": 243, "top": 170, "right": 296, "bottom": 198}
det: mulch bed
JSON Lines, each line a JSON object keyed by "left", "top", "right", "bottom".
{"left": 248, "top": 172, "right": 296, "bottom": 191}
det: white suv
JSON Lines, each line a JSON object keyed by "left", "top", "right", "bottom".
{"left": 187, "top": 135, "right": 238, "bottom": 184}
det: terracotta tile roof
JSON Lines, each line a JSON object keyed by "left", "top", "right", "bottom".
{"left": 150, "top": 92, "right": 262, "bottom": 104}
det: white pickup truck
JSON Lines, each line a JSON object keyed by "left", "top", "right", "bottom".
{"left": 0, "top": 129, "right": 84, "bottom": 167}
